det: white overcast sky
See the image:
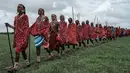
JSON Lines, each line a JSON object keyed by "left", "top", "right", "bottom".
{"left": 0, "top": 0, "right": 130, "bottom": 32}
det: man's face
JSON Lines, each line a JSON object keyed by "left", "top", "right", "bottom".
{"left": 60, "top": 15, "right": 64, "bottom": 21}
{"left": 38, "top": 8, "right": 44, "bottom": 15}
{"left": 51, "top": 14, "right": 56, "bottom": 21}
{"left": 68, "top": 18, "right": 72, "bottom": 23}
{"left": 75, "top": 20, "right": 79, "bottom": 25}
{"left": 17, "top": 5, "right": 23, "bottom": 13}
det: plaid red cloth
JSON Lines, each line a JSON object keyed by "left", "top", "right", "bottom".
{"left": 67, "top": 23, "right": 77, "bottom": 44}
{"left": 59, "top": 21, "right": 68, "bottom": 44}
{"left": 13, "top": 14, "right": 29, "bottom": 52}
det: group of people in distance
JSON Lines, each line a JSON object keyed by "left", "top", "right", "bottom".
{"left": 5, "top": 4, "right": 130, "bottom": 70}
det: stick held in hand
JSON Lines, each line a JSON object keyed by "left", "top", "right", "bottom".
{"left": 5, "top": 23, "right": 14, "bottom": 67}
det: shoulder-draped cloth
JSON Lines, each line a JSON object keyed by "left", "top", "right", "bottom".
{"left": 13, "top": 14, "right": 29, "bottom": 53}
{"left": 82, "top": 24, "right": 90, "bottom": 40}
{"left": 76, "top": 24, "right": 83, "bottom": 42}
{"left": 49, "top": 21, "right": 60, "bottom": 50}
{"left": 59, "top": 21, "right": 68, "bottom": 44}
{"left": 30, "top": 16, "right": 50, "bottom": 48}
{"left": 90, "top": 26, "right": 97, "bottom": 39}
{"left": 102, "top": 28, "right": 107, "bottom": 39}
{"left": 98, "top": 27, "right": 103, "bottom": 38}
{"left": 67, "top": 23, "right": 77, "bottom": 44}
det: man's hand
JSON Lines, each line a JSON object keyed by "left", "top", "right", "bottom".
{"left": 5, "top": 23, "right": 9, "bottom": 27}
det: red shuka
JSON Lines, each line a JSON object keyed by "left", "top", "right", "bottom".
{"left": 82, "top": 24, "right": 90, "bottom": 40}
{"left": 98, "top": 26, "right": 103, "bottom": 38}
{"left": 119, "top": 28, "right": 122, "bottom": 36}
{"left": 110, "top": 28, "right": 112, "bottom": 38}
{"left": 49, "top": 21, "right": 60, "bottom": 50}
{"left": 128, "top": 29, "right": 130, "bottom": 35}
{"left": 116, "top": 28, "right": 119, "bottom": 36}
{"left": 103, "top": 28, "right": 107, "bottom": 39}
{"left": 126, "top": 29, "right": 130, "bottom": 35}
{"left": 121, "top": 28, "right": 123, "bottom": 35}
{"left": 95, "top": 27, "right": 100, "bottom": 38}
{"left": 13, "top": 14, "right": 29, "bottom": 53}
{"left": 30, "top": 16, "right": 50, "bottom": 45}
{"left": 76, "top": 24, "right": 83, "bottom": 42}
{"left": 67, "top": 23, "right": 77, "bottom": 44}
{"left": 90, "top": 26, "right": 97, "bottom": 39}
{"left": 59, "top": 21, "right": 68, "bottom": 44}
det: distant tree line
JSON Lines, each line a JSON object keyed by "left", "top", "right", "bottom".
{"left": 0, "top": 32, "right": 14, "bottom": 35}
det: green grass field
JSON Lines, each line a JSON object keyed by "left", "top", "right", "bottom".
{"left": 0, "top": 34, "right": 130, "bottom": 73}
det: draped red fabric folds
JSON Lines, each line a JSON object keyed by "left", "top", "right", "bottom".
{"left": 30, "top": 16, "right": 50, "bottom": 42}
{"left": 67, "top": 23, "right": 77, "bottom": 44}
{"left": 119, "top": 28, "right": 122, "bottom": 36}
{"left": 103, "top": 28, "right": 107, "bottom": 39}
{"left": 59, "top": 21, "right": 68, "bottom": 44}
{"left": 90, "top": 26, "right": 96, "bottom": 39}
{"left": 76, "top": 25, "right": 83, "bottom": 42}
{"left": 82, "top": 24, "right": 90, "bottom": 40}
{"left": 98, "top": 26, "right": 103, "bottom": 38}
{"left": 95, "top": 27, "right": 99, "bottom": 39}
{"left": 13, "top": 14, "right": 29, "bottom": 52}
{"left": 49, "top": 21, "right": 60, "bottom": 50}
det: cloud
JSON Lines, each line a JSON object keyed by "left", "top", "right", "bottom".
{"left": 94, "top": 0, "right": 113, "bottom": 13}
{"left": 0, "top": 0, "right": 130, "bottom": 32}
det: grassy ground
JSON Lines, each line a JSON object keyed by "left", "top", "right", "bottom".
{"left": 0, "top": 34, "right": 130, "bottom": 73}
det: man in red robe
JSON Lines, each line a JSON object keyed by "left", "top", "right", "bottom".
{"left": 107, "top": 26, "right": 110, "bottom": 40}
{"left": 128, "top": 29, "right": 130, "bottom": 35}
{"left": 126, "top": 28, "right": 129, "bottom": 36}
{"left": 102, "top": 26, "right": 108, "bottom": 42}
{"left": 76, "top": 20, "right": 83, "bottom": 47}
{"left": 49, "top": 14, "right": 60, "bottom": 58}
{"left": 90, "top": 22, "right": 95, "bottom": 40}
{"left": 6, "top": 4, "right": 30, "bottom": 70}
{"left": 82, "top": 20, "right": 91, "bottom": 46}
{"left": 118, "top": 27, "right": 122, "bottom": 37}
{"left": 112, "top": 26, "right": 116, "bottom": 40}
{"left": 117, "top": 27, "right": 120, "bottom": 37}
{"left": 67, "top": 18, "right": 77, "bottom": 49}
{"left": 98, "top": 24, "right": 103, "bottom": 42}
{"left": 81, "top": 21, "right": 87, "bottom": 47}
{"left": 30, "top": 8, "right": 50, "bottom": 63}
{"left": 95, "top": 24, "right": 99, "bottom": 42}
{"left": 107, "top": 26, "right": 111, "bottom": 40}
{"left": 116, "top": 27, "right": 119, "bottom": 37}
{"left": 120, "top": 28, "right": 123, "bottom": 37}
{"left": 90, "top": 22, "right": 98, "bottom": 44}
{"left": 86, "top": 20, "right": 94, "bottom": 45}
{"left": 126, "top": 28, "right": 128, "bottom": 36}
{"left": 59, "top": 15, "right": 67, "bottom": 54}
